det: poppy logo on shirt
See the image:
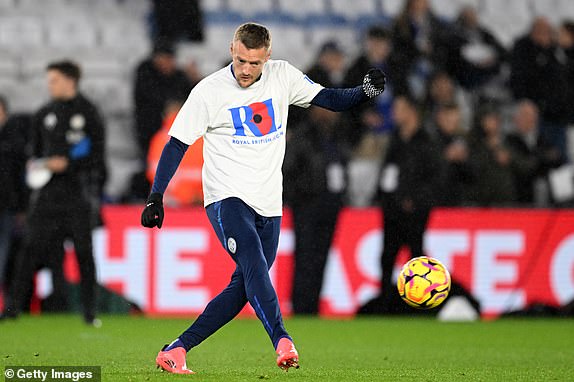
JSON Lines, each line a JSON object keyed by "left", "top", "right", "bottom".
{"left": 228, "top": 98, "right": 281, "bottom": 137}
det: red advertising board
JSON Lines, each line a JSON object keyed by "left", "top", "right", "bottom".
{"left": 68, "top": 206, "right": 574, "bottom": 318}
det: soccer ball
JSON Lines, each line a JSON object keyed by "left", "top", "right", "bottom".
{"left": 397, "top": 256, "right": 451, "bottom": 309}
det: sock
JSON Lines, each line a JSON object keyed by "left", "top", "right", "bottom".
{"left": 165, "top": 338, "right": 186, "bottom": 352}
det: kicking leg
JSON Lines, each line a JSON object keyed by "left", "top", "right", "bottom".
{"left": 177, "top": 266, "right": 247, "bottom": 350}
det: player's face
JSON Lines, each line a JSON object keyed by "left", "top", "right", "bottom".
{"left": 46, "top": 70, "right": 76, "bottom": 100}
{"left": 230, "top": 40, "right": 270, "bottom": 88}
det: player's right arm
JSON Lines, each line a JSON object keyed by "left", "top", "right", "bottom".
{"left": 141, "top": 136, "right": 189, "bottom": 228}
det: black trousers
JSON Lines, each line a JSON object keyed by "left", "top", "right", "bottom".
{"left": 380, "top": 207, "right": 431, "bottom": 306}
{"left": 291, "top": 194, "right": 342, "bottom": 315}
{"left": 7, "top": 201, "right": 97, "bottom": 319}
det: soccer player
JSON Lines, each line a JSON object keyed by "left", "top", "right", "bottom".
{"left": 141, "top": 22, "right": 386, "bottom": 374}
{"left": 2, "top": 61, "right": 106, "bottom": 325}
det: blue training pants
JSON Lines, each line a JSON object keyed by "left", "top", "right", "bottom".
{"left": 178, "top": 197, "right": 290, "bottom": 350}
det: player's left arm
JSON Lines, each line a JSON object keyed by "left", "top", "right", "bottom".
{"left": 310, "top": 68, "right": 386, "bottom": 112}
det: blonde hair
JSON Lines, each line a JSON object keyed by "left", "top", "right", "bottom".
{"left": 233, "top": 22, "right": 272, "bottom": 51}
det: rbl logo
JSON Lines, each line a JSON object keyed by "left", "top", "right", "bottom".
{"left": 228, "top": 99, "right": 281, "bottom": 137}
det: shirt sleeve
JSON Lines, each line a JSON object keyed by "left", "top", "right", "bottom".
{"left": 168, "top": 89, "right": 209, "bottom": 145}
{"left": 285, "top": 62, "right": 324, "bottom": 108}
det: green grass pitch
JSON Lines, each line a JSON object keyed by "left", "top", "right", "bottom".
{"left": 1, "top": 315, "right": 573, "bottom": 381}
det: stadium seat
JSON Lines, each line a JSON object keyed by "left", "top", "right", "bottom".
{"left": 98, "top": 18, "right": 150, "bottom": 58}
{"left": 202, "top": 0, "right": 225, "bottom": 14}
{"left": 557, "top": 0, "right": 574, "bottom": 21}
{"left": 74, "top": 53, "right": 125, "bottom": 79}
{"left": 0, "top": 54, "right": 19, "bottom": 79}
{"left": 227, "top": 0, "right": 276, "bottom": 18}
{"left": 330, "top": 0, "right": 378, "bottom": 22}
{"left": 480, "top": 0, "right": 533, "bottom": 48}
{"left": 103, "top": 117, "right": 142, "bottom": 200}
{"left": 81, "top": 76, "right": 132, "bottom": 115}
{"left": 531, "top": 0, "right": 570, "bottom": 25}
{"left": 105, "top": 115, "right": 139, "bottom": 160}
{"left": 429, "top": 0, "right": 479, "bottom": 21}
{"left": 7, "top": 79, "right": 48, "bottom": 113}
{"left": 0, "top": 78, "right": 18, "bottom": 99}
{"left": 306, "top": 25, "right": 361, "bottom": 64}
{"left": 378, "top": 0, "right": 404, "bottom": 19}
{"left": 266, "top": 24, "right": 311, "bottom": 68}
{"left": 276, "top": 0, "right": 327, "bottom": 20}
{"left": 47, "top": 18, "right": 98, "bottom": 48}
{"left": 0, "top": 16, "right": 44, "bottom": 50}
{"left": 0, "top": 0, "right": 15, "bottom": 8}
{"left": 202, "top": 23, "right": 238, "bottom": 70}
{"left": 17, "top": 0, "right": 69, "bottom": 11}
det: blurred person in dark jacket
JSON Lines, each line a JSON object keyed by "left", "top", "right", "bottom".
{"left": 360, "top": 95, "right": 440, "bottom": 314}
{"left": 558, "top": 21, "right": 574, "bottom": 124}
{"left": 510, "top": 17, "right": 571, "bottom": 162}
{"left": 150, "top": 0, "right": 204, "bottom": 44}
{"left": 290, "top": 41, "right": 347, "bottom": 129}
{"left": 134, "top": 40, "right": 192, "bottom": 161}
{"left": 448, "top": 6, "right": 507, "bottom": 90}
{"left": 344, "top": 26, "right": 397, "bottom": 158}
{"left": 422, "top": 70, "right": 473, "bottom": 131}
{"left": 506, "top": 100, "right": 563, "bottom": 205}
{"left": 283, "top": 106, "right": 351, "bottom": 315}
{"left": 131, "top": 40, "right": 192, "bottom": 200}
{"left": 466, "top": 105, "right": 516, "bottom": 206}
{"left": 0, "top": 97, "right": 29, "bottom": 309}
{"left": 2, "top": 61, "right": 106, "bottom": 325}
{"left": 390, "top": 0, "right": 453, "bottom": 99}
{"left": 307, "top": 41, "right": 346, "bottom": 89}
{"left": 431, "top": 103, "right": 474, "bottom": 206}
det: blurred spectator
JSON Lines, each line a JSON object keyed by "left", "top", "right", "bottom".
{"left": 146, "top": 100, "right": 204, "bottom": 206}
{"left": 390, "top": 0, "right": 453, "bottom": 99}
{"left": 183, "top": 58, "right": 204, "bottom": 88}
{"left": 431, "top": 103, "right": 474, "bottom": 206}
{"left": 0, "top": 96, "right": 29, "bottom": 308}
{"left": 131, "top": 40, "right": 192, "bottom": 199}
{"left": 510, "top": 17, "right": 571, "bottom": 162}
{"left": 360, "top": 95, "right": 440, "bottom": 314}
{"left": 422, "top": 70, "right": 473, "bottom": 131}
{"left": 558, "top": 21, "right": 574, "bottom": 124}
{"left": 0, "top": 96, "right": 12, "bottom": 295}
{"left": 290, "top": 41, "right": 347, "bottom": 129}
{"left": 466, "top": 105, "right": 516, "bottom": 205}
{"left": 448, "top": 6, "right": 507, "bottom": 90}
{"left": 150, "top": 0, "right": 204, "bottom": 44}
{"left": 344, "top": 26, "right": 396, "bottom": 157}
{"left": 283, "top": 107, "right": 351, "bottom": 315}
{"left": 3, "top": 61, "right": 106, "bottom": 325}
{"left": 307, "top": 41, "right": 346, "bottom": 88}
{"left": 506, "top": 100, "right": 564, "bottom": 205}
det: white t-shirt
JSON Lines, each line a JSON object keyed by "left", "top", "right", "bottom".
{"left": 168, "top": 60, "right": 324, "bottom": 216}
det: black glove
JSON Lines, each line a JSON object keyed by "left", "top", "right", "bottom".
{"left": 141, "top": 192, "right": 164, "bottom": 228}
{"left": 362, "top": 68, "right": 386, "bottom": 98}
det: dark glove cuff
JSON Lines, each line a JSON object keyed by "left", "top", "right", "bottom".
{"left": 146, "top": 192, "right": 163, "bottom": 205}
